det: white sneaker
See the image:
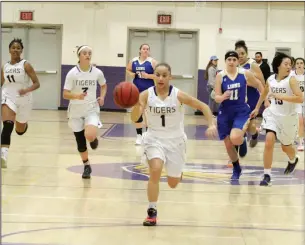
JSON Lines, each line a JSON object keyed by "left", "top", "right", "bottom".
{"left": 1, "top": 148, "right": 8, "bottom": 168}
{"left": 297, "top": 140, "right": 304, "bottom": 151}
{"left": 135, "top": 134, "right": 142, "bottom": 145}
{"left": 97, "top": 121, "right": 103, "bottom": 129}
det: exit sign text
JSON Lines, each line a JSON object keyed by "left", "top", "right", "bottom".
{"left": 157, "top": 14, "right": 172, "bottom": 25}
{"left": 20, "top": 11, "right": 34, "bottom": 21}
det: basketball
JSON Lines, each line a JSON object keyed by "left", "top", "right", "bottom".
{"left": 113, "top": 81, "right": 139, "bottom": 108}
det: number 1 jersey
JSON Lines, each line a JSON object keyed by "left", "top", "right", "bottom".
{"left": 3, "top": 59, "right": 32, "bottom": 98}
{"left": 145, "top": 85, "right": 185, "bottom": 138}
{"left": 64, "top": 65, "right": 106, "bottom": 105}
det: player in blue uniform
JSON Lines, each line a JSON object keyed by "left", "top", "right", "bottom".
{"left": 235, "top": 40, "right": 266, "bottom": 149}
{"left": 215, "top": 51, "right": 264, "bottom": 180}
{"left": 126, "top": 44, "right": 158, "bottom": 145}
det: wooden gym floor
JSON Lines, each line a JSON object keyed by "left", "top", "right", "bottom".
{"left": 1, "top": 110, "right": 304, "bottom": 245}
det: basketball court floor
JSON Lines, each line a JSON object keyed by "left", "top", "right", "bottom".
{"left": 1, "top": 110, "right": 304, "bottom": 245}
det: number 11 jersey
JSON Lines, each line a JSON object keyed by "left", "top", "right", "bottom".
{"left": 146, "top": 85, "right": 185, "bottom": 138}
{"left": 3, "top": 59, "right": 31, "bottom": 99}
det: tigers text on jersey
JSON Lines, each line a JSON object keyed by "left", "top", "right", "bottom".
{"left": 267, "top": 74, "right": 296, "bottom": 116}
{"left": 219, "top": 68, "right": 248, "bottom": 108}
{"left": 2, "top": 59, "right": 32, "bottom": 98}
{"left": 145, "top": 86, "right": 185, "bottom": 138}
{"left": 64, "top": 65, "right": 106, "bottom": 105}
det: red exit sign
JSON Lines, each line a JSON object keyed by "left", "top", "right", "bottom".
{"left": 19, "top": 11, "right": 34, "bottom": 21}
{"left": 157, "top": 14, "right": 172, "bottom": 25}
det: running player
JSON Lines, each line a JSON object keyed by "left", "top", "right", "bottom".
{"left": 251, "top": 53, "right": 303, "bottom": 186}
{"left": 291, "top": 57, "right": 305, "bottom": 151}
{"left": 126, "top": 44, "right": 157, "bottom": 145}
{"left": 235, "top": 40, "right": 267, "bottom": 148}
{"left": 1, "top": 38, "right": 40, "bottom": 168}
{"left": 131, "top": 62, "right": 217, "bottom": 226}
{"left": 63, "top": 45, "right": 107, "bottom": 179}
{"left": 214, "top": 51, "right": 264, "bottom": 180}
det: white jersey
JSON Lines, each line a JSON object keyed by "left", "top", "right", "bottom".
{"left": 64, "top": 65, "right": 106, "bottom": 105}
{"left": 267, "top": 74, "right": 296, "bottom": 116}
{"left": 2, "top": 59, "right": 32, "bottom": 98}
{"left": 290, "top": 70, "right": 304, "bottom": 92}
{"left": 145, "top": 86, "right": 185, "bottom": 138}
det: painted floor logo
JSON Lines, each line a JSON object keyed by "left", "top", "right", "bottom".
{"left": 67, "top": 162, "right": 305, "bottom": 186}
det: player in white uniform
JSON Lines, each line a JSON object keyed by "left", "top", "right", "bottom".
{"left": 63, "top": 45, "right": 107, "bottom": 179}
{"left": 131, "top": 63, "right": 217, "bottom": 226}
{"left": 290, "top": 58, "right": 305, "bottom": 151}
{"left": 251, "top": 53, "right": 303, "bottom": 186}
{"left": 1, "top": 38, "right": 40, "bottom": 168}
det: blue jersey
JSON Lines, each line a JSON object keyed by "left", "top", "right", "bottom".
{"left": 131, "top": 57, "right": 155, "bottom": 92}
{"left": 240, "top": 58, "right": 260, "bottom": 110}
{"left": 217, "top": 68, "right": 251, "bottom": 140}
{"left": 219, "top": 68, "right": 247, "bottom": 109}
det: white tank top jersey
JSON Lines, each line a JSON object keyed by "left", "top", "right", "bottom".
{"left": 290, "top": 70, "right": 305, "bottom": 92}
{"left": 267, "top": 74, "right": 297, "bottom": 116}
{"left": 64, "top": 65, "right": 106, "bottom": 105}
{"left": 145, "top": 86, "right": 185, "bottom": 138}
{"left": 2, "top": 59, "right": 32, "bottom": 98}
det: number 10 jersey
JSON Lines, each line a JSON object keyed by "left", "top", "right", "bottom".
{"left": 145, "top": 85, "right": 185, "bottom": 138}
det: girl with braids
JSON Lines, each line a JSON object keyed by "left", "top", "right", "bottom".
{"left": 1, "top": 38, "right": 40, "bottom": 168}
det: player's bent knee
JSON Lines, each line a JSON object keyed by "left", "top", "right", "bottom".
{"left": 265, "top": 132, "right": 276, "bottom": 149}
{"left": 74, "top": 130, "right": 87, "bottom": 153}
{"left": 1, "top": 120, "right": 14, "bottom": 145}
{"left": 230, "top": 135, "right": 243, "bottom": 146}
{"left": 167, "top": 177, "right": 180, "bottom": 189}
{"left": 281, "top": 144, "right": 292, "bottom": 153}
{"left": 15, "top": 123, "right": 28, "bottom": 135}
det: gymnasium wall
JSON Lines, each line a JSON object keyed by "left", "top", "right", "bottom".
{"left": 2, "top": 2, "right": 304, "bottom": 110}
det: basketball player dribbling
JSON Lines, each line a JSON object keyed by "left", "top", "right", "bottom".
{"left": 214, "top": 51, "right": 264, "bottom": 180}
{"left": 1, "top": 38, "right": 40, "bottom": 168}
{"left": 290, "top": 58, "right": 305, "bottom": 151}
{"left": 131, "top": 63, "right": 217, "bottom": 226}
{"left": 63, "top": 45, "right": 107, "bottom": 179}
{"left": 235, "top": 40, "right": 267, "bottom": 149}
{"left": 126, "top": 44, "right": 158, "bottom": 145}
{"left": 251, "top": 53, "right": 303, "bottom": 186}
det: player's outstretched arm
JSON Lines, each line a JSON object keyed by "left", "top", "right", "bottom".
{"left": 245, "top": 70, "right": 264, "bottom": 93}
{"left": 250, "top": 82, "right": 270, "bottom": 118}
{"left": 131, "top": 90, "right": 148, "bottom": 123}
{"left": 177, "top": 90, "right": 214, "bottom": 127}
{"left": 62, "top": 71, "right": 86, "bottom": 100}
{"left": 276, "top": 76, "right": 303, "bottom": 103}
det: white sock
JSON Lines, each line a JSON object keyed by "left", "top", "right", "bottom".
{"left": 264, "top": 169, "right": 271, "bottom": 176}
{"left": 289, "top": 156, "right": 296, "bottom": 163}
{"left": 148, "top": 202, "right": 157, "bottom": 209}
{"left": 299, "top": 137, "right": 304, "bottom": 144}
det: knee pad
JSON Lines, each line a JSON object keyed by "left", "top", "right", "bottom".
{"left": 136, "top": 115, "right": 143, "bottom": 123}
{"left": 16, "top": 123, "right": 28, "bottom": 135}
{"left": 1, "top": 120, "right": 14, "bottom": 145}
{"left": 74, "top": 130, "right": 87, "bottom": 153}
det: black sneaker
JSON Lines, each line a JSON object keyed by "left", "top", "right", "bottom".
{"left": 90, "top": 138, "right": 99, "bottom": 150}
{"left": 284, "top": 156, "right": 299, "bottom": 175}
{"left": 82, "top": 165, "right": 92, "bottom": 179}
{"left": 260, "top": 174, "right": 271, "bottom": 186}
{"left": 143, "top": 208, "right": 157, "bottom": 226}
{"left": 249, "top": 131, "right": 258, "bottom": 148}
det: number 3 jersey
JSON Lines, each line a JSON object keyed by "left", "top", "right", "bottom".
{"left": 64, "top": 65, "right": 106, "bottom": 105}
{"left": 267, "top": 74, "right": 296, "bottom": 116}
{"left": 2, "top": 59, "right": 32, "bottom": 99}
{"left": 145, "top": 85, "right": 185, "bottom": 138}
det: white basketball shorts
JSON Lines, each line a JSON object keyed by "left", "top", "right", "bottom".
{"left": 261, "top": 108, "right": 298, "bottom": 146}
{"left": 1, "top": 92, "right": 32, "bottom": 123}
{"left": 67, "top": 101, "right": 100, "bottom": 132}
{"left": 142, "top": 132, "right": 187, "bottom": 178}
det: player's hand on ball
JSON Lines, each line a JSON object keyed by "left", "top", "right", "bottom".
{"left": 98, "top": 97, "right": 104, "bottom": 106}
{"left": 205, "top": 125, "right": 217, "bottom": 139}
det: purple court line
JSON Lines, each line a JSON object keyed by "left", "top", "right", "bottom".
{"left": 100, "top": 123, "right": 117, "bottom": 139}
{"left": 1, "top": 222, "right": 304, "bottom": 241}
